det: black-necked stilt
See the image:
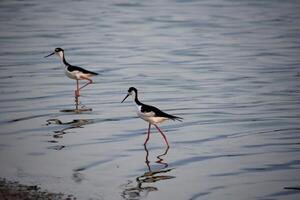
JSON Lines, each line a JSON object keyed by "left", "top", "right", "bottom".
{"left": 121, "top": 87, "right": 182, "bottom": 147}
{"left": 44, "top": 48, "right": 98, "bottom": 97}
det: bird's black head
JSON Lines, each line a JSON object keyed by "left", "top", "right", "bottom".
{"left": 44, "top": 47, "right": 64, "bottom": 58}
{"left": 55, "top": 47, "right": 64, "bottom": 52}
{"left": 122, "top": 87, "right": 138, "bottom": 103}
{"left": 128, "top": 87, "right": 137, "bottom": 94}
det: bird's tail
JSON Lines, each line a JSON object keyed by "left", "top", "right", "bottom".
{"left": 169, "top": 115, "right": 183, "bottom": 122}
{"left": 90, "top": 71, "right": 99, "bottom": 75}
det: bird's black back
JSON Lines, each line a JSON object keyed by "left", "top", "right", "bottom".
{"left": 141, "top": 103, "right": 183, "bottom": 121}
{"left": 67, "top": 65, "right": 98, "bottom": 75}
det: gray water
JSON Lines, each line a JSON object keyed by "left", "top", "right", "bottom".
{"left": 1, "top": 0, "right": 300, "bottom": 199}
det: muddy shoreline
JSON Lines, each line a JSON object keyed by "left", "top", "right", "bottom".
{"left": 0, "top": 178, "right": 76, "bottom": 200}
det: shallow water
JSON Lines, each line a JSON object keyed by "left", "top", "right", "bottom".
{"left": 1, "top": 0, "right": 300, "bottom": 199}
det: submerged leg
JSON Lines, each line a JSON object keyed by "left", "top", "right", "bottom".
{"left": 154, "top": 124, "right": 169, "bottom": 147}
{"left": 144, "top": 123, "right": 151, "bottom": 145}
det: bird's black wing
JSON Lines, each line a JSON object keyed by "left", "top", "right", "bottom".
{"left": 141, "top": 104, "right": 183, "bottom": 121}
{"left": 67, "top": 65, "right": 98, "bottom": 75}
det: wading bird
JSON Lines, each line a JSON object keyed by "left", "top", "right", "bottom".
{"left": 121, "top": 87, "right": 182, "bottom": 147}
{"left": 45, "top": 48, "right": 98, "bottom": 97}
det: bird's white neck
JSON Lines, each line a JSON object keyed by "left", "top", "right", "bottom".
{"left": 58, "top": 51, "right": 68, "bottom": 67}
{"left": 58, "top": 51, "right": 64, "bottom": 60}
{"left": 132, "top": 92, "right": 137, "bottom": 101}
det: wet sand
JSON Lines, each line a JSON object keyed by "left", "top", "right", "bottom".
{"left": 0, "top": 178, "right": 75, "bottom": 200}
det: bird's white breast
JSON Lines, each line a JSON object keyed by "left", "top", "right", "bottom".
{"left": 64, "top": 67, "right": 83, "bottom": 80}
{"left": 136, "top": 105, "right": 168, "bottom": 124}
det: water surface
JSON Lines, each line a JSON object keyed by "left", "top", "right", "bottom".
{"left": 0, "top": 0, "right": 300, "bottom": 199}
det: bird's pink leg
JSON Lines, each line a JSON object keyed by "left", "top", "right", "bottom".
{"left": 144, "top": 123, "right": 151, "bottom": 145}
{"left": 79, "top": 80, "right": 92, "bottom": 90}
{"left": 75, "top": 79, "right": 80, "bottom": 97}
{"left": 77, "top": 77, "right": 93, "bottom": 95}
{"left": 154, "top": 124, "right": 170, "bottom": 147}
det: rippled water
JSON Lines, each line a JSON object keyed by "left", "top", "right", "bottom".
{"left": 1, "top": 0, "right": 300, "bottom": 199}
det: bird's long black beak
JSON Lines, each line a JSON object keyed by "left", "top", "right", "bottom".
{"left": 44, "top": 52, "right": 54, "bottom": 58}
{"left": 121, "top": 94, "right": 130, "bottom": 103}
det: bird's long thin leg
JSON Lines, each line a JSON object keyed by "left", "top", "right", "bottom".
{"left": 75, "top": 79, "right": 80, "bottom": 97}
{"left": 154, "top": 124, "right": 170, "bottom": 147}
{"left": 79, "top": 79, "right": 92, "bottom": 90}
{"left": 78, "top": 77, "right": 93, "bottom": 93}
{"left": 144, "top": 123, "right": 151, "bottom": 145}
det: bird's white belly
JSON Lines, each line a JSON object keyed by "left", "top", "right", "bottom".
{"left": 64, "top": 68, "right": 81, "bottom": 80}
{"left": 144, "top": 116, "right": 168, "bottom": 124}
{"left": 136, "top": 108, "right": 168, "bottom": 124}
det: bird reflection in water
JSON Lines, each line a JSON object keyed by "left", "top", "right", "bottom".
{"left": 121, "top": 145, "right": 175, "bottom": 200}
{"left": 60, "top": 99, "right": 92, "bottom": 113}
{"left": 46, "top": 118, "right": 93, "bottom": 150}
{"left": 46, "top": 118, "right": 93, "bottom": 138}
